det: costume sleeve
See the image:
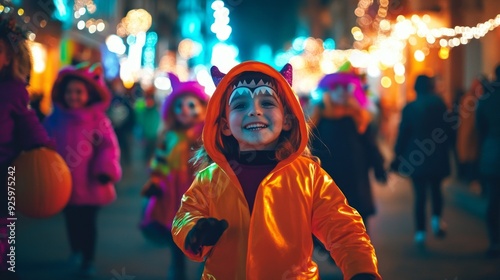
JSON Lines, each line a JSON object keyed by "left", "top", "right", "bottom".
{"left": 438, "top": 99, "right": 454, "bottom": 149}
{"left": 311, "top": 166, "right": 381, "bottom": 280}
{"left": 362, "top": 123, "right": 385, "bottom": 174}
{"left": 89, "top": 115, "right": 122, "bottom": 183}
{"left": 475, "top": 99, "right": 486, "bottom": 144}
{"left": 392, "top": 106, "right": 411, "bottom": 170}
{"left": 12, "top": 87, "right": 53, "bottom": 150}
{"left": 42, "top": 114, "right": 52, "bottom": 136}
{"left": 149, "top": 131, "right": 177, "bottom": 176}
{"left": 171, "top": 174, "right": 212, "bottom": 262}
{"left": 133, "top": 98, "right": 146, "bottom": 138}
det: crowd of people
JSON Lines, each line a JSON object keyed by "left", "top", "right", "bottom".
{"left": 1, "top": 15, "right": 500, "bottom": 280}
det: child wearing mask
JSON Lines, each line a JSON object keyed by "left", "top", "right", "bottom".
{"left": 140, "top": 73, "right": 209, "bottom": 279}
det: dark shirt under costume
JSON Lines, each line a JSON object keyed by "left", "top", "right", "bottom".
{"left": 229, "top": 151, "right": 278, "bottom": 214}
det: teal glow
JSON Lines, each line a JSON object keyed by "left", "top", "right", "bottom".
{"left": 127, "top": 35, "right": 136, "bottom": 45}
{"left": 255, "top": 44, "right": 273, "bottom": 65}
{"left": 292, "top": 37, "right": 307, "bottom": 52}
{"left": 323, "top": 38, "right": 336, "bottom": 50}
{"left": 53, "top": 0, "right": 70, "bottom": 21}
{"left": 181, "top": 14, "right": 201, "bottom": 37}
{"left": 146, "top": 32, "right": 158, "bottom": 45}
{"left": 274, "top": 51, "right": 294, "bottom": 68}
{"left": 143, "top": 32, "right": 158, "bottom": 69}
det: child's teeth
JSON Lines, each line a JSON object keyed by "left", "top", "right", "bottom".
{"left": 246, "top": 124, "right": 267, "bottom": 129}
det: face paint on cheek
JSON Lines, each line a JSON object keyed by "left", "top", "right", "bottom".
{"left": 187, "top": 101, "right": 200, "bottom": 117}
{"left": 173, "top": 103, "right": 183, "bottom": 116}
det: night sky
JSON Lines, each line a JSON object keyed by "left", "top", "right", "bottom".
{"left": 227, "top": 0, "right": 302, "bottom": 60}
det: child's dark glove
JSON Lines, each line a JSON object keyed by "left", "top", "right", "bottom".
{"left": 141, "top": 183, "right": 163, "bottom": 197}
{"left": 389, "top": 159, "right": 400, "bottom": 173}
{"left": 141, "top": 177, "right": 163, "bottom": 197}
{"left": 96, "top": 174, "right": 112, "bottom": 184}
{"left": 374, "top": 169, "right": 388, "bottom": 184}
{"left": 351, "top": 273, "right": 377, "bottom": 280}
{"left": 185, "top": 218, "right": 228, "bottom": 255}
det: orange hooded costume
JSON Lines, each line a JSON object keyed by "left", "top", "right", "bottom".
{"left": 171, "top": 61, "right": 381, "bottom": 279}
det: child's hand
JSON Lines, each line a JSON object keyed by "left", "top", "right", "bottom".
{"left": 185, "top": 218, "right": 228, "bottom": 255}
{"left": 351, "top": 273, "right": 377, "bottom": 280}
{"left": 374, "top": 169, "right": 388, "bottom": 185}
{"left": 389, "top": 158, "right": 400, "bottom": 173}
{"left": 96, "top": 174, "right": 112, "bottom": 184}
{"left": 141, "top": 182, "right": 163, "bottom": 197}
{"left": 141, "top": 177, "right": 163, "bottom": 197}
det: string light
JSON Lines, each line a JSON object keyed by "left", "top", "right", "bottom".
{"left": 74, "top": 0, "right": 96, "bottom": 15}
{"left": 72, "top": 0, "right": 106, "bottom": 33}
{"left": 285, "top": 1, "right": 499, "bottom": 94}
{"left": 116, "top": 9, "right": 152, "bottom": 37}
{"left": 0, "top": 5, "right": 48, "bottom": 37}
{"left": 414, "top": 50, "right": 425, "bottom": 62}
{"left": 353, "top": 1, "right": 500, "bottom": 55}
{"left": 395, "top": 75, "right": 405, "bottom": 84}
{"left": 394, "top": 14, "right": 500, "bottom": 49}
{"left": 381, "top": 76, "right": 392, "bottom": 88}
{"left": 211, "top": 0, "right": 232, "bottom": 41}
{"left": 348, "top": 0, "right": 500, "bottom": 88}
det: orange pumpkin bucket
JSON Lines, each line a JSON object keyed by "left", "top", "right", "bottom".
{"left": 13, "top": 148, "right": 72, "bottom": 218}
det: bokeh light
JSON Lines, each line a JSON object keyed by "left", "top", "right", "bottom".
{"left": 381, "top": 76, "right": 392, "bottom": 88}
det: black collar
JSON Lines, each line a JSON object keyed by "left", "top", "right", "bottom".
{"left": 235, "top": 150, "right": 278, "bottom": 166}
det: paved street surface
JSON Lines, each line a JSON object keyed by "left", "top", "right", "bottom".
{"left": 10, "top": 140, "right": 500, "bottom": 280}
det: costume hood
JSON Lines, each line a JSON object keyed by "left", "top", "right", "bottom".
{"left": 204, "top": 61, "right": 308, "bottom": 172}
{"left": 317, "top": 72, "right": 368, "bottom": 108}
{"left": 161, "top": 73, "right": 209, "bottom": 122}
{"left": 51, "top": 62, "right": 111, "bottom": 109}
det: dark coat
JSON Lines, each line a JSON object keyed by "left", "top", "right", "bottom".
{"left": 311, "top": 117, "right": 385, "bottom": 217}
{"left": 392, "top": 91, "right": 452, "bottom": 179}
{"left": 0, "top": 79, "right": 52, "bottom": 165}
{"left": 476, "top": 80, "right": 500, "bottom": 177}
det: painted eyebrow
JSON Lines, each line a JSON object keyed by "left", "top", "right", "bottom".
{"left": 230, "top": 92, "right": 279, "bottom": 102}
{"left": 229, "top": 95, "right": 247, "bottom": 103}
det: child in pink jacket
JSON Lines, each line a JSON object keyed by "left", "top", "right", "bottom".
{"left": 44, "top": 63, "right": 122, "bottom": 277}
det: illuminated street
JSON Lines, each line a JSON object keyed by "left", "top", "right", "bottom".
{"left": 12, "top": 140, "right": 500, "bottom": 280}
{"left": 0, "top": 0, "right": 499, "bottom": 279}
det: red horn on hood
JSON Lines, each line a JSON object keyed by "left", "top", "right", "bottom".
{"left": 210, "top": 65, "right": 226, "bottom": 86}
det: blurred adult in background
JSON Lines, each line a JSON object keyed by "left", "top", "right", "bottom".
{"left": 391, "top": 75, "right": 452, "bottom": 247}
{"left": 455, "top": 75, "right": 488, "bottom": 192}
{"left": 108, "top": 79, "right": 135, "bottom": 166}
{"left": 476, "top": 64, "right": 500, "bottom": 258}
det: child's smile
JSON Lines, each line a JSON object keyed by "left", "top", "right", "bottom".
{"left": 244, "top": 122, "right": 268, "bottom": 130}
